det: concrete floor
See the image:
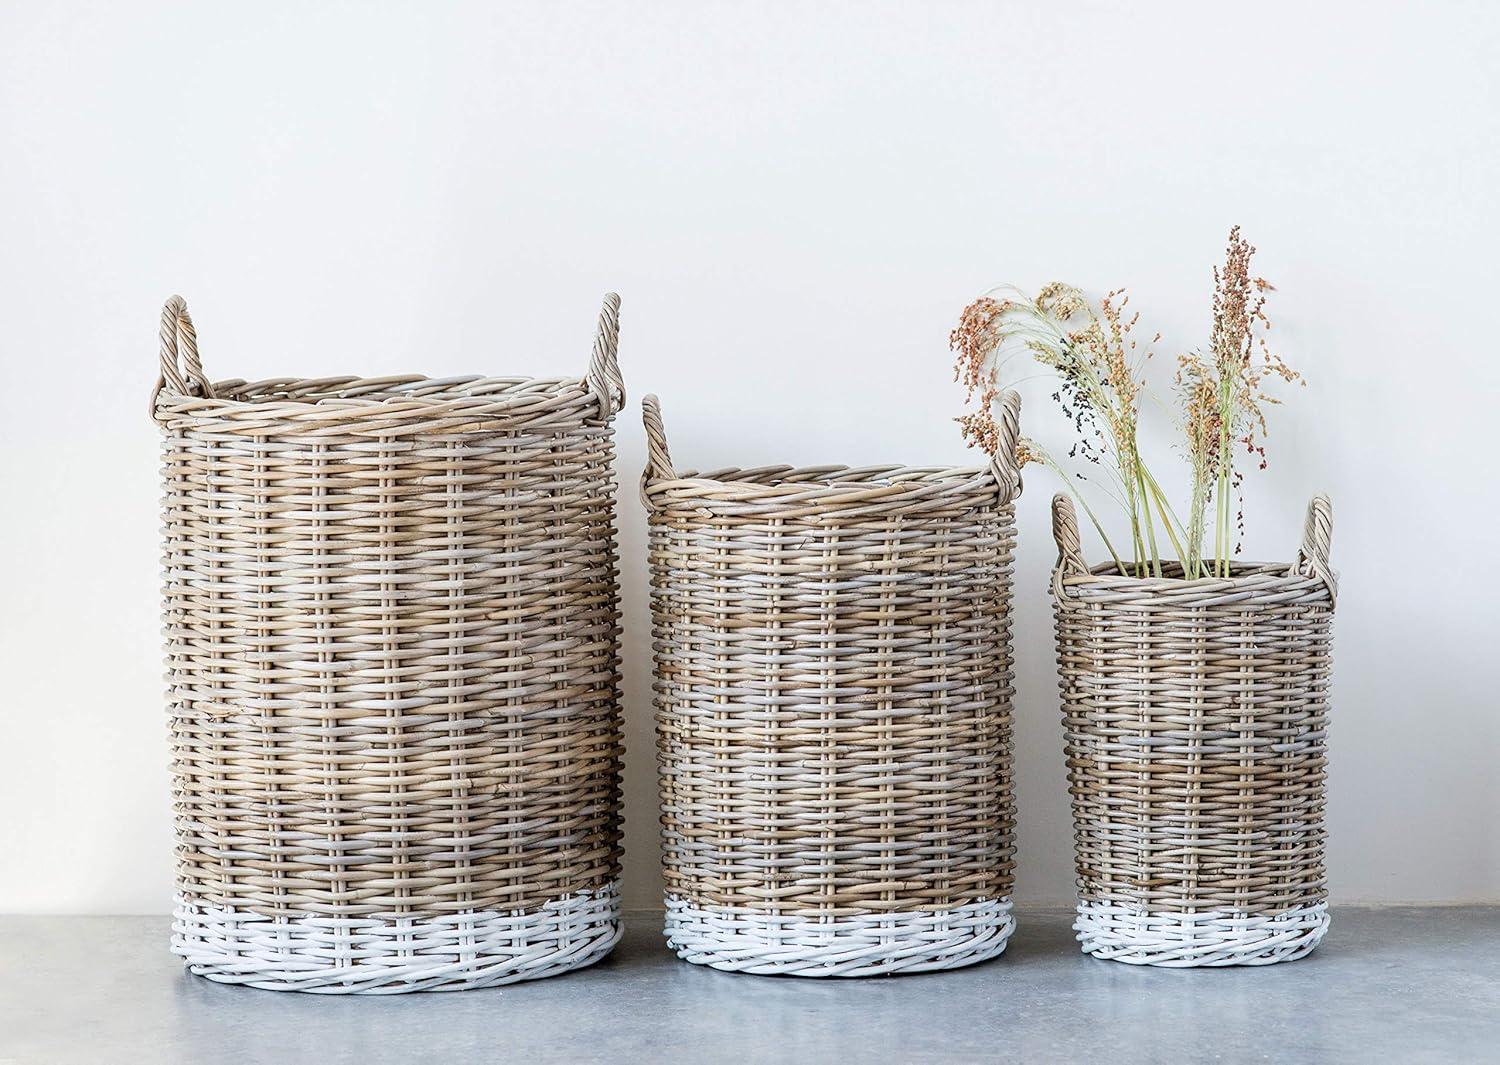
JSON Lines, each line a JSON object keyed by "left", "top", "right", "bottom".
{"left": 1, "top": 908, "right": 1495, "bottom": 1065}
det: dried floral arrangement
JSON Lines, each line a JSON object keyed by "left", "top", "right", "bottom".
{"left": 952, "top": 227, "right": 1301, "bottom": 578}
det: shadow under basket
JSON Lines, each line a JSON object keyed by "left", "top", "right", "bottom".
{"left": 153, "top": 294, "right": 627, "bottom": 992}
{"left": 1049, "top": 492, "right": 1337, "bottom": 967}
{"left": 641, "top": 392, "right": 1023, "bottom": 977}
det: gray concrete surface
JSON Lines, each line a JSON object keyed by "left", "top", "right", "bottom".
{"left": 1, "top": 908, "right": 1495, "bottom": 1064}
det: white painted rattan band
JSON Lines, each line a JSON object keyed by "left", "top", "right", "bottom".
{"left": 1074, "top": 900, "right": 1328, "bottom": 967}
{"left": 664, "top": 896, "right": 1014, "bottom": 977}
{"left": 173, "top": 881, "right": 621, "bottom": 993}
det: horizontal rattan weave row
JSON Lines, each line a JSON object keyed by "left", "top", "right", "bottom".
{"left": 154, "top": 294, "right": 626, "bottom": 992}
{"left": 1050, "top": 492, "right": 1336, "bottom": 966}
{"left": 643, "top": 392, "right": 1022, "bottom": 975}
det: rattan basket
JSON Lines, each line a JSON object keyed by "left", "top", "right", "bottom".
{"left": 641, "top": 391, "right": 1022, "bottom": 977}
{"left": 152, "top": 294, "right": 627, "bottom": 993}
{"left": 1050, "top": 492, "right": 1337, "bottom": 967}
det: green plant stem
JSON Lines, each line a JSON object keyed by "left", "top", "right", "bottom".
{"left": 1031, "top": 451, "right": 1128, "bottom": 576}
{"left": 1186, "top": 485, "right": 1206, "bottom": 579}
{"left": 1133, "top": 455, "right": 1162, "bottom": 577}
{"left": 1121, "top": 466, "right": 1146, "bottom": 576}
{"left": 1185, "top": 450, "right": 1211, "bottom": 580}
{"left": 1216, "top": 468, "right": 1230, "bottom": 577}
{"left": 1215, "top": 376, "right": 1235, "bottom": 577}
{"left": 1213, "top": 476, "right": 1222, "bottom": 576}
{"left": 1072, "top": 488, "right": 1127, "bottom": 577}
{"left": 1140, "top": 466, "right": 1190, "bottom": 574}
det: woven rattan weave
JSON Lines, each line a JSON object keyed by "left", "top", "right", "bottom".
{"left": 642, "top": 391, "right": 1022, "bottom": 976}
{"left": 1050, "top": 492, "right": 1336, "bottom": 967}
{"left": 153, "top": 294, "right": 626, "bottom": 992}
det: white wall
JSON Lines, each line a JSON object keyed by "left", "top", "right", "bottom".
{"left": 1, "top": 1, "right": 1495, "bottom": 914}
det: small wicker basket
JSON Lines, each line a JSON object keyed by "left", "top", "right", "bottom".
{"left": 153, "top": 294, "right": 627, "bottom": 992}
{"left": 1050, "top": 492, "right": 1337, "bottom": 967}
{"left": 642, "top": 392, "right": 1022, "bottom": 977}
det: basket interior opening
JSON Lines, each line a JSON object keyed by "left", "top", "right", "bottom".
{"left": 219, "top": 373, "right": 582, "bottom": 407}
{"left": 681, "top": 464, "right": 993, "bottom": 491}
{"left": 1086, "top": 559, "right": 1292, "bottom": 580}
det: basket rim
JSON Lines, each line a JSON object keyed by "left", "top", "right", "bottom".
{"left": 153, "top": 372, "right": 605, "bottom": 425}
{"left": 153, "top": 293, "right": 626, "bottom": 427}
{"left": 1049, "top": 493, "right": 1337, "bottom": 606}
{"left": 1053, "top": 558, "right": 1332, "bottom": 600}
{"left": 642, "top": 462, "right": 1006, "bottom": 506}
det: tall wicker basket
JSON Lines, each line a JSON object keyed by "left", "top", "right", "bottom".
{"left": 1050, "top": 492, "right": 1337, "bottom": 967}
{"left": 642, "top": 392, "right": 1022, "bottom": 977}
{"left": 152, "top": 294, "right": 627, "bottom": 993}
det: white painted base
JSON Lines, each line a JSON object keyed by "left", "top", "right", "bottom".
{"left": 1074, "top": 900, "right": 1329, "bottom": 967}
{"left": 664, "top": 896, "right": 1014, "bottom": 977}
{"left": 172, "top": 882, "right": 622, "bottom": 993}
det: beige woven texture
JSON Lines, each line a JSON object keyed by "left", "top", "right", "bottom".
{"left": 1050, "top": 492, "right": 1335, "bottom": 942}
{"left": 153, "top": 296, "right": 625, "bottom": 944}
{"left": 643, "top": 392, "right": 1022, "bottom": 923}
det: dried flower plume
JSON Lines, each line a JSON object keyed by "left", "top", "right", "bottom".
{"left": 949, "top": 227, "right": 1301, "bottom": 578}
{"left": 1177, "top": 226, "right": 1302, "bottom": 575}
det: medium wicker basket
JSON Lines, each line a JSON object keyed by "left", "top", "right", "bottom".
{"left": 152, "top": 294, "right": 626, "bottom": 993}
{"left": 642, "top": 392, "right": 1022, "bottom": 977}
{"left": 1050, "top": 492, "right": 1337, "bottom": 967}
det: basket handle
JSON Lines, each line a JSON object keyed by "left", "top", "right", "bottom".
{"left": 1293, "top": 494, "right": 1337, "bottom": 603}
{"left": 641, "top": 393, "right": 676, "bottom": 482}
{"left": 639, "top": 393, "right": 677, "bottom": 512}
{"left": 151, "top": 295, "right": 214, "bottom": 414}
{"left": 1051, "top": 493, "right": 1090, "bottom": 577}
{"left": 584, "top": 292, "right": 625, "bottom": 420}
{"left": 987, "top": 389, "right": 1024, "bottom": 503}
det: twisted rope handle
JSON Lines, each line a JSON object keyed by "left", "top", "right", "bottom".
{"left": 585, "top": 292, "right": 625, "bottom": 420}
{"left": 987, "top": 389, "right": 1024, "bottom": 503}
{"left": 152, "top": 295, "right": 214, "bottom": 414}
{"left": 1050, "top": 493, "right": 1090, "bottom": 577}
{"left": 1294, "top": 494, "right": 1337, "bottom": 605}
{"left": 639, "top": 393, "right": 677, "bottom": 513}
{"left": 641, "top": 393, "right": 676, "bottom": 482}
